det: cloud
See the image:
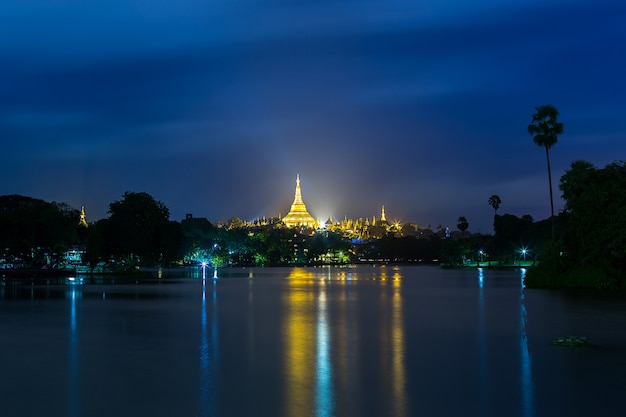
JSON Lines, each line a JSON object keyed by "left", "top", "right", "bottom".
{"left": 0, "top": 0, "right": 624, "bottom": 234}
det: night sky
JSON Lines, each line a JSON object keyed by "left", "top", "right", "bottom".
{"left": 2, "top": 1, "right": 625, "bottom": 233}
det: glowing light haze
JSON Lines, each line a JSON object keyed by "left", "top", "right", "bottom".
{"left": 1, "top": 0, "right": 625, "bottom": 232}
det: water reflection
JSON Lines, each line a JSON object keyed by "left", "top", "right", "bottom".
{"left": 371, "top": 267, "right": 407, "bottom": 416}
{"left": 1, "top": 266, "right": 570, "bottom": 416}
{"left": 284, "top": 267, "right": 407, "bottom": 416}
{"left": 198, "top": 273, "right": 219, "bottom": 416}
{"left": 477, "top": 268, "right": 488, "bottom": 414}
{"left": 333, "top": 268, "right": 359, "bottom": 414}
{"left": 389, "top": 273, "right": 407, "bottom": 417}
{"left": 316, "top": 280, "right": 333, "bottom": 417}
{"left": 476, "top": 268, "right": 535, "bottom": 416}
{"left": 519, "top": 268, "right": 535, "bottom": 417}
{"left": 284, "top": 268, "right": 317, "bottom": 416}
{"left": 67, "top": 284, "right": 81, "bottom": 417}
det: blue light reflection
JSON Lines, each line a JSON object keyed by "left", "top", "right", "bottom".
{"left": 519, "top": 268, "right": 535, "bottom": 417}
{"left": 198, "top": 270, "right": 219, "bottom": 416}
{"left": 315, "top": 284, "right": 333, "bottom": 417}
{"left": 477, "top": 268, "right": 488, "bottom": 414}
{"left": 67, "top": 285, "right": 81, "bottom": 417}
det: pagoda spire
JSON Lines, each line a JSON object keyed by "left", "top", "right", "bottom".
{"left": 282, "top": 175, "right": 317, "bottom": 228}
{"left": 381, "top": 205, "right": 387, "bottom": 222}
{"left": 293, "top": 174, "right": 304, "bottom": 206}
{"left": 79, "top": 206, "right": 88, "bottom": 228}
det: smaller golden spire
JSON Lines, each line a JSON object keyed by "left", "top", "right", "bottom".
{"left": 79, "top": 206, "right": 88, "bottom": 228}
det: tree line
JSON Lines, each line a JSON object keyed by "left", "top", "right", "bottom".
{"left": 1, "top": 159, "right": 622, "bottom": 289}
{"left": 525, "top": 160, "right": 626, "bottom": 288}
{"left": 1, "top": 105, "right": 623, "bottom": 288}
{"left": 0, "top": 190, "right": 551, "bottom": 270}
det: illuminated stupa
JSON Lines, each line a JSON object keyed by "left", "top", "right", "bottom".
{"left": 379, "top": 205, "right": 390, "bottom": 226}
{"left": 282, "top": 175, "right": 317, "bottom": 228}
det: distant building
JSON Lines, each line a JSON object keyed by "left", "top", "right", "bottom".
{"left": 281, "top": 175, "right": 317, "bottom": 228}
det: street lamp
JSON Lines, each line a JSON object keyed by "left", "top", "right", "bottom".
{"left": 518, "top": 246, "right": 529, "bottom": 264}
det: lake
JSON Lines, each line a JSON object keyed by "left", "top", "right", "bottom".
{"left": 1, "top": 265, "right": 625, "bottom": 417}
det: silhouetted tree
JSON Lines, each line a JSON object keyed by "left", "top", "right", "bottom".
{"left": 493, "top": 213, "right": 539, "bottom": 263}
{"left": 560, "top": 161, "right": 626, "bottom": 286}
{"left": 84, "top": 218, "right": 109, "bottom": 268}
{"left": 457, "top": 216, "right": 469, "bottom": 236}
{"left": 258, "top": 228, "right": 297, "bottom": 265}
{"left": 103, "top": 192, "right": 182, "bottom": 266}
{"left": 528, "top": 104, "right": 564, "bottom": 240}
{"left": 488, "top": 195, "right": 501, "bottom": 215}
{"left": 526, "top": 160, "right": 626, "bottom": 288}
{"left": 180, "top": 217, "right": 214, "bottom": 263}
{"left": 0, "top": 195, "right": 80, "bottom": 265}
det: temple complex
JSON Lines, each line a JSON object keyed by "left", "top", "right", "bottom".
{"left": 244, "top": 176, "right": 424, "bottom": 239}
{"left": 281, "top": 175, "right": 317, "bottom": 228}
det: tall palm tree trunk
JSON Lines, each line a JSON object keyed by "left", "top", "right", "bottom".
{"left": 545, "top": 146, "right": 555, "bottom": 240}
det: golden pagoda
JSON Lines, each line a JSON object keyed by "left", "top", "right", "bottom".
{"left": 282, "top": 175, "right": 317, "bottom": 228}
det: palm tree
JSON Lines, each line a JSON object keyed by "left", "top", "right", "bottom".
{"left": 488, "top": 194, "right": 501, "bottom": 215}
{"left": 528, "top": 104, "right": 564, "bottom": 239}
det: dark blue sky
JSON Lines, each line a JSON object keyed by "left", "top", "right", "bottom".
{"left": 1, "top": 0, "right": 625, "bottom": 233}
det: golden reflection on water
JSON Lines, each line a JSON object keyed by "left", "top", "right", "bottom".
{"left": 391, "top": 276, "right": 407, "bottom": 417}
{"left": 379, "top": 268, "right": 406, "bottom": 417}
{"left": 284, "top": 268, "right": 317, "bottom": 416}
{"left": 284, "top": 266, "right": 407, "bottom": 416}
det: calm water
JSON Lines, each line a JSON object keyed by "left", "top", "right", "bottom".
{"left": 1, "top": 266, "right": 625, "bottom": 417}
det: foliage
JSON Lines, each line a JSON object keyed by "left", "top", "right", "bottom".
{"left": 0, "top": 195, "right": 80, "bottom": 264}
{"left": 440, "top": 237, "right": 471, "bottom": 266}
{"left": 526, "top": 161, "right": 626, "bottom": 288}
{"left": 488, "top": 195, "right": 501, "bottom": 214}
{"left": 456, "top": 216, "right": 469, "bottom": 235}
{"left": 89, "top": 192, "right": 183, "bottom": 267}
{"left": 492, "top": 213, "right": 550, "bottom": 264}
{"left": 180, "top": 217, "right": 216, "bottom": 263}
{"left": 356, "top": 235, "right": 440, "bottom": 263}
{"left": 439, "top": 234, "right": 498, "bottom": 267}
{"left": 528, "top": 104, "right": 564, "bottom": 150}
{"left": 271, "top": 228, "right": 305, "bottom": 264}
{"left": 15, "top": 174, "right": 623, "bottom": 279}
